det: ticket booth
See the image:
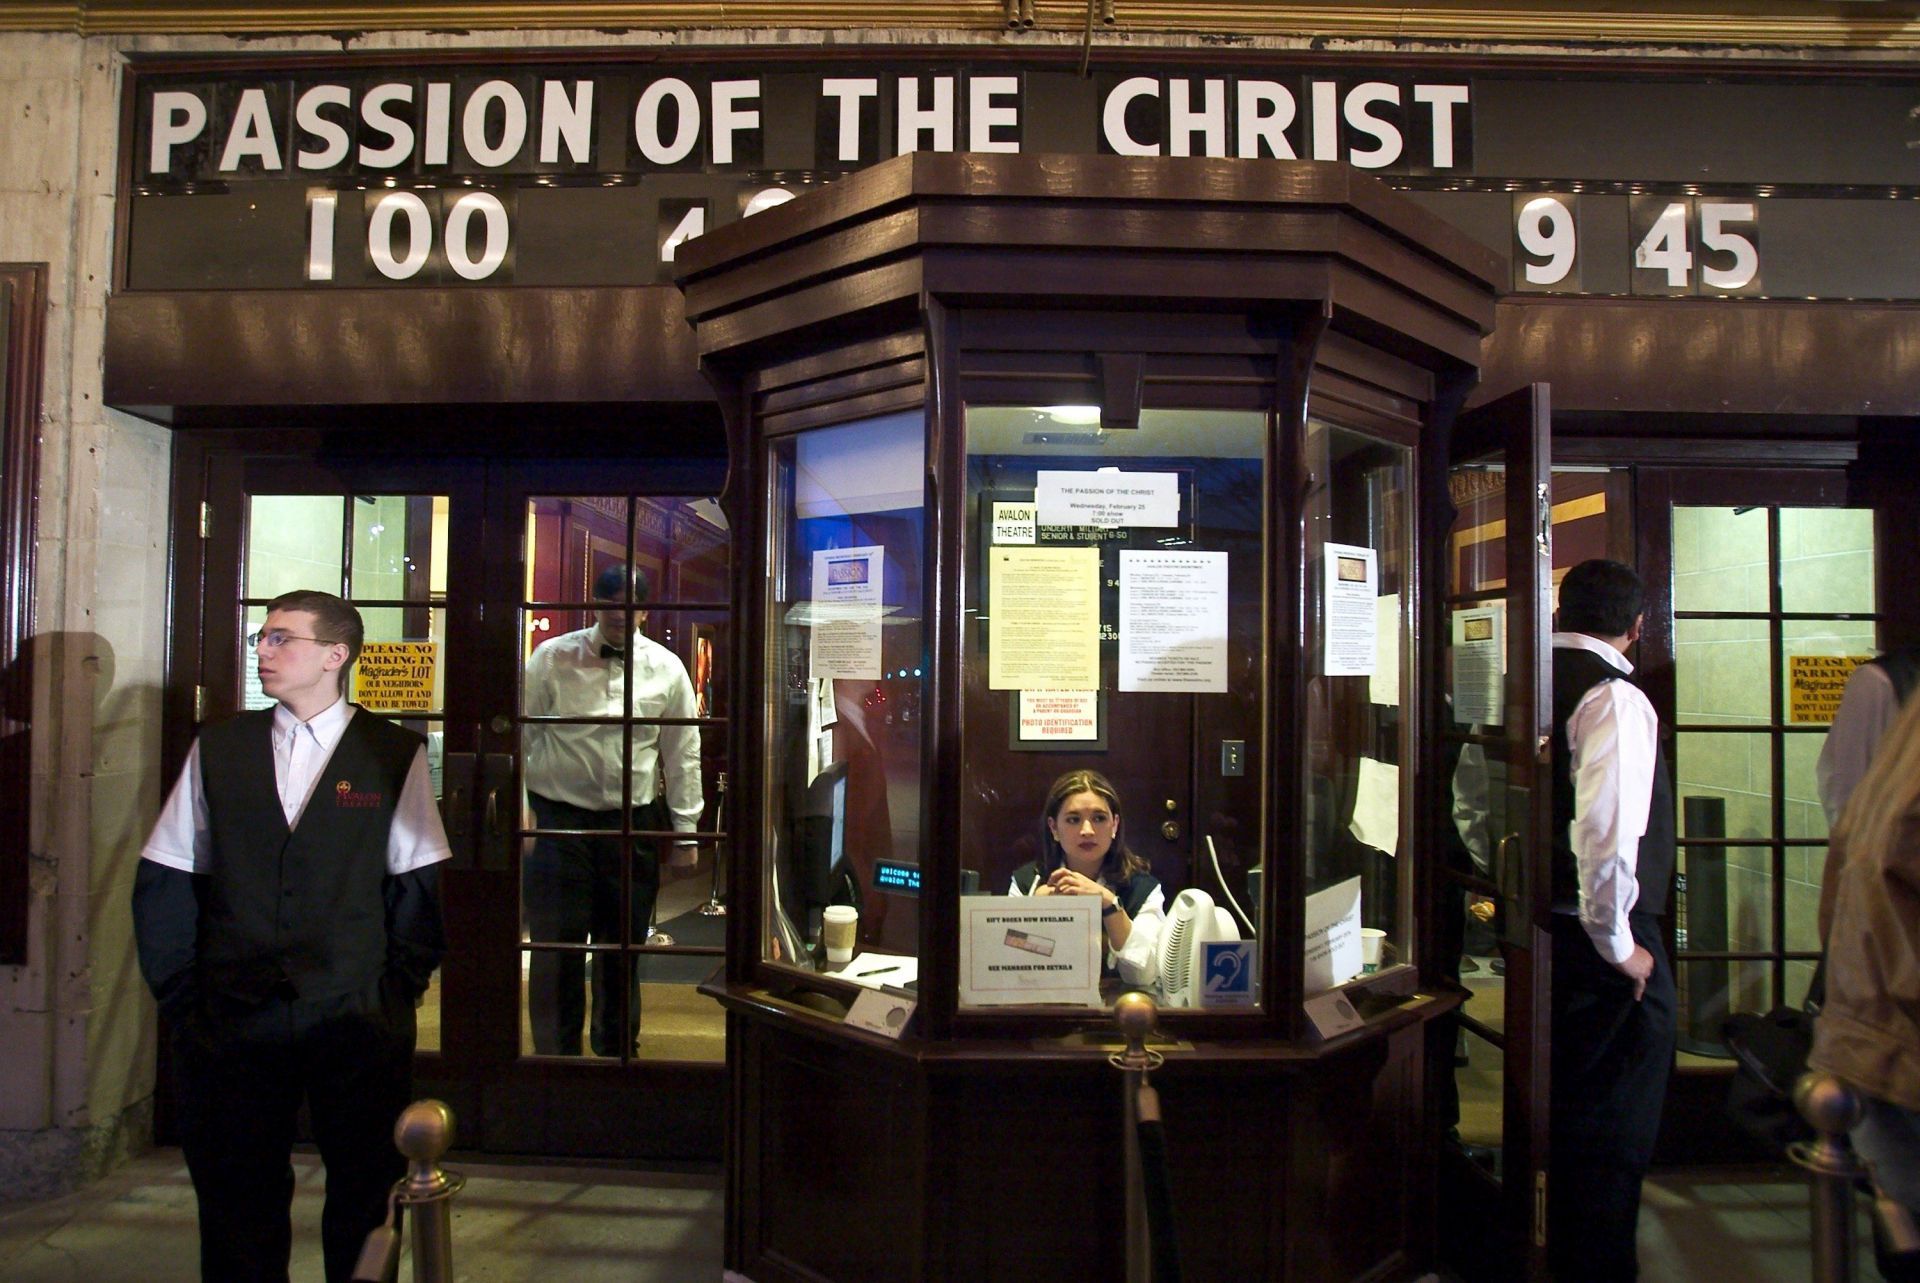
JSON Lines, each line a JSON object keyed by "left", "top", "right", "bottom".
{"left": 677, "top": 152, "right": 1519, "bottom": 1282}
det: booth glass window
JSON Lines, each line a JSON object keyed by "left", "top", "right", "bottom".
{"left": 763, "top": 413, "right": 926, "bottom": 978}
{"left": 957, "top": 406, "right": 1267, "bottom": 1013}
{"left": 1302, "top": 419, "right": 1413, "bottom": 985}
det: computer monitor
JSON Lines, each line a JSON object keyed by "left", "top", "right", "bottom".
{"left": 795, "top": 760, "right": 857, "bottom": 934}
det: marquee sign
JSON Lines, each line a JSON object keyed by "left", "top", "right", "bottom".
{"left": 122, "top": 59, "right": 1920, "bottom": 299}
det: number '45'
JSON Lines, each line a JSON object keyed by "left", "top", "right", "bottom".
{"left": 1634, "top": 199, "right": 1759, "bottom": 292}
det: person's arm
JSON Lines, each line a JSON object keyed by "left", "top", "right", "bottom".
{"left": 657, "top": 659, "right": 705, "bottom": 864}
{"left": 1111, "top": 884, "right": 1166, "bottom": 989}
{"left": 385, "top": 746, "right": 451, "bottom": 997}
{"left": 133, "top": 742, "right": 211, "bottom": 1018}
{"left": 1566, "top": 680, "right": 1657, "bottom": 973}
{"left": 1451, "top": 739, "right": 1492, "bottom": 875}
{"left": 1817, "top": 664, "right": 1898, "bottom": 826}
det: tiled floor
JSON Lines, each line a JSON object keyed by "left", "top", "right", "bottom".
{"left": 0, "top": 1148, "right": 1890, "bottom": 1281}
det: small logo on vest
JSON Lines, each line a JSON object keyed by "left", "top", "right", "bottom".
{"left": 334, "top": 778, "right": 384, "bottom": 808}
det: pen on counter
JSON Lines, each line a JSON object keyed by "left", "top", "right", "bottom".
{"left": 852, "top": 965, "right": 901, "bottom": 978}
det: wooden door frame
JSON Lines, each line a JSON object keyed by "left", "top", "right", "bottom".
{"left": 159, "top": 427, "right": 732, "bottom": 1160}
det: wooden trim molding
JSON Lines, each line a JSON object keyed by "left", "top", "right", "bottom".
{"left": 0, "top": 264, "right": 48, "bottom": 966}
{"left": 5, "top": 2, "right": 1920, "bottom": 49}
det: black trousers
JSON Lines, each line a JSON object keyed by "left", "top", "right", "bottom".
{"left": 1548, "top": 912, "right": 1676, "bottom": 1282}
{"left": 172, "top": 978, "right": 415, "bottom": 1283}
{"left": 523, "top": 793, "right": 666, "bottom": 1057}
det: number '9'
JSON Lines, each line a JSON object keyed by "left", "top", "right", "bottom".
{"left": 1516, "top": 196, "right": 1576, "bottom": 287}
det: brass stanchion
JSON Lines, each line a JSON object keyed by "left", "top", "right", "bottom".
{"left": 353, "top": 1100, "right": 466, "bottom": 1283}
{"left": 699, "top": 771, "right": 729, "bottom": 917}
{"left": 1112, "top": 992, "right": 1164, "bottom": 1283}
{"left": 1792, "top": 1072, "right": 1865, "bottom": 1283}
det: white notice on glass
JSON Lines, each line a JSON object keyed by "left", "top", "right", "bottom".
{"left": 992, "top": 502, "right": 1037, "bottom": 545}
{"left": 1303, "top": 875, "right": 1364, "bottom": 996}
{"left": 1118, "top": 550, "right": 1228, "bottom": 693}
{"left": 959, "top": 895, "right": 1103, "bottom": 1007}
{"left": 1036, "top": 470, "right": 1179, "bottom": 529}
{"left": 809, "top": 546, "right": 884, "bottom": 681}
{"left": 1451, "top": 603, "right": 1506, "bottom": 727}
{"left": 1348, "top": 757, "right": 1400, "bottom": 858}
{"left": 1323, "top": 542, "right": 1379, "bottom": 677}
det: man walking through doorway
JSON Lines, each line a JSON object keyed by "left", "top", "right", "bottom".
{"left": 133, "top": 589, "right": 450, "bottom": 1283}
{"left": 1548, "top": 558, "right": 1677, "bottom": 1281}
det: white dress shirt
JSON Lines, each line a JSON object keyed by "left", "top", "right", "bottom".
{"left": 1554, "top": 631, "right": 1660, "bottom": 967}
{"left": 141, "top": 696, "right": 452, "bottom": 876}
{"left": 1009, "top": 868, "right": 1167, "bottom": 989}
{"left": 521, "top": 623, "right": 704, "bottom": 838}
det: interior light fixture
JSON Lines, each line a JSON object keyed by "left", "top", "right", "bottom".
{"left": 1043, "top": 405, "right": 1103, "bottom": 425}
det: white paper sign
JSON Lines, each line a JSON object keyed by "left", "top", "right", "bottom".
{"left": 1303, "top": 875, "right": 1364, "bottom": 995}
{"left": 1348, "top": 757, "right": 1401, "bottom": 858}
{"left": 1323, "top": 542, "right": 1379, "bottom": 677}
{"left": 809, "top": 546, "right": 884, "bottom": 681}
{"left": 959, "top": 895, "right": 1103, "bottom": 1007}
{"left": 1452, "top": 603, "right": 1506, "bottom": 727}
{"left": 1017, "top": 690, "right": 1100, "bottom": 742}
{"left": 992, "top": 502, "right": 1037, "bottom": 545}
{"left": 1036, "top": 470, "right": 1180, "bottom": 529}
{"left": 845, "top": 989, "right": 917, "bottom": 1039}
{"left": 1118, "top": 550, "right": 1229, "bottom": 693}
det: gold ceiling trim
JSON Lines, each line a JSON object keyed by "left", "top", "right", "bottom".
{"left": 4, "top": 3, "right": 1920, "bottom": 49}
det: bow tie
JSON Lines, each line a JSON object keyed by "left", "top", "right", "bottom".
{"left": 599, "top": 644, "right": 625, "bottom": 660}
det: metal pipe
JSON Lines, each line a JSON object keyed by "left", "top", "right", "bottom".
{"left": 698, "top": 770, "right": 728, "bottom": 916}
{"left": 394, "top": 1100, "right": 467, "bottom": 1283}
{"left": 1791, "top": 1072, "right": 1865, "bottom": 1283}
{"left": 1111, "top": 992, "right": 1163, "bottom": 1283}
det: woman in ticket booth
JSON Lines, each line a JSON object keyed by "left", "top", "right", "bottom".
{"left": 1008, "top": 769, "right": 1165, "bottom": 988}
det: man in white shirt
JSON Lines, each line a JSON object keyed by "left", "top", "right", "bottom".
{"left": 132, "top": 590, "right": 450, "bottom": 1283}
{"left": 522, "top": 564, "right": 703, "bottom": 1057}
{"left": 1546, "top": 559, "right": 1676, "bottom": 1282}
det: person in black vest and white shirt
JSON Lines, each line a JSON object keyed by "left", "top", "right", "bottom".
{"left": 1547, "top": 559, "right": 1677, "bottom": 1282}
{"left": 521, "top": 564, "right": 703, "bottom": 1057}
{"left": 133, "top": 590, "right": 450, "bottom": 1283}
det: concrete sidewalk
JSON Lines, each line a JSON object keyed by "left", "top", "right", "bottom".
{"left": 0, "top": 1148, "right": 724, "bottom": 1282}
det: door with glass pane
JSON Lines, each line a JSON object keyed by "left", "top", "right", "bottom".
{"left": 197, "top": 449, "right": 729, "bottom": 1158}
{"left": 1436, "top": 386, "right": 1554, "bottom": 1283}
{"left": 1638, "top": 470, "right": 1866, "bottom": 1134}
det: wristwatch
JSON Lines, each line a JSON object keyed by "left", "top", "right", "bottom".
{"left": 1101, "top": 898, "right": 1120, "bottom": 917}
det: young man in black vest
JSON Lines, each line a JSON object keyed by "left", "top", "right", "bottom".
{"left": 1547, "top": 559, "right": 1677, "bottom": 1282}
{"left": 133, "top": 590, "right": 450, "bottom": 1283}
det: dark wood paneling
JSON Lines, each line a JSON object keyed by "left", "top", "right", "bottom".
{"left": 0, "top": 264, "right": 47, "bottom": 966}
{"left": 103, "top": 285, "right": 709, "bottom": 409}
{"left": 1477, "top": 297, "right": 1920, "bottom": 417}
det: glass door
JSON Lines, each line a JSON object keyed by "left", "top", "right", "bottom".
{"left": 1436, "top": 386, "right": 1555, "bottom": 1283}
{"left": 195, "top": 448, "right": 730, "bottom": 1158}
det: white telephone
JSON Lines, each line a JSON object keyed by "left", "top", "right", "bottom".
{"left": 1157, "top": 887, "right": 1242, "bottom": 1008}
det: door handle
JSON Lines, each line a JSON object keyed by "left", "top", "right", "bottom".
{"left": 442, "top": 752, "right": 477, "bottom": 850}
{"left": 477, "top": 753, "right": 516, "bottom": 873}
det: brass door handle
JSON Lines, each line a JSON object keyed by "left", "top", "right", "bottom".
{"left": 1161, "top": 820, "right": 1180, "bottom": 841}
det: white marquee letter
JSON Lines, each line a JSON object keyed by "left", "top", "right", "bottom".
{"left": 635, "top": 78, "right": 700, "bottom": 166}
{"left": 218, "top": 88, "right": 283, "bottom": 172}
{"left": 969, "top": 76, "right": 1020, "bottom": 153}
{"left": 1413, "top": 84, "right": 1470, "bottom": 169}
{"left": 896, "top": 76, "right": 955, "bottom": 154}
{"left": 295, "top": 85, "right": 351, "bottom": 170}
{"left": 463, "top": 80, "right": 527, "bottom": 168}
{"left": 540, "top": 80, "right": 594, "bottom": 165}
{"left": 149, "top": 90, "right": 207, "bottom": 174}
{"left": 360, "top": 83, "right": 415, "bottom": 169}
{"left": 1344, "top": 82, "right": 1403, "bottom": 169}
{"left": 1102, "top": 77, "right": 1160, "bottom": 157}
{"left": 1236, "top": 81, "right": 1296, "bottom": 159}
{"left": 820, "top": 78, "right": 877, "bottom": 162}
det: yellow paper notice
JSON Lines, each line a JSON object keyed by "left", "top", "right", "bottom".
{"left": 1787, "top": 654, "right": 1871, "bottom": 725}
{"left": 988, "top": 546, "right": 1100, "bottom": 691}
{"left": 354, "top": 641, "right": 438, "bottom": 712}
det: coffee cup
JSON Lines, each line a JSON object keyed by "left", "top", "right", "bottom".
{"left": 1360, "top": 928, "right": 1387, "bottom": 973}
{"left": 822, "top": 905, "right": 858, "bottom": 965}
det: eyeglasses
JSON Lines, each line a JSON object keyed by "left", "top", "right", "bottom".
{"left": 247, "top": 628, "right": 335, "bottom": 650}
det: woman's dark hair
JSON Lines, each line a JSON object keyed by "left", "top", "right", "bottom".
{"left": 1039, "top": 768, "right": 1150, "bottom": 886}
{"left": 1557, "top": 558, "right": 1644, "bottom": 638}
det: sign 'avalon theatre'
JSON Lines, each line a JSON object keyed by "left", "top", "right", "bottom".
{"left": 123, "top": 57, "right": 1920, "bottom": 301}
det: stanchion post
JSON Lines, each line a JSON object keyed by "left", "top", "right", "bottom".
{"left": 699, "top": 771, "right": 728, "bottom": 917}
{"left": 1791, "top": 1071, "right": 1866, "bottom": 1283}
{"left": 1112, "top": 992, "right": 1162, "bottom": 1283}
{"left": 395, "top": 1099, "right": 466, "bottom": 1283}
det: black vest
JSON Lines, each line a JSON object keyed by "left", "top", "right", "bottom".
{"left": 197, "top": 706, "right": 421, "bottom": 1003}
{"left": 1550, "top": 646, "right": 1675, "bottom": 920}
